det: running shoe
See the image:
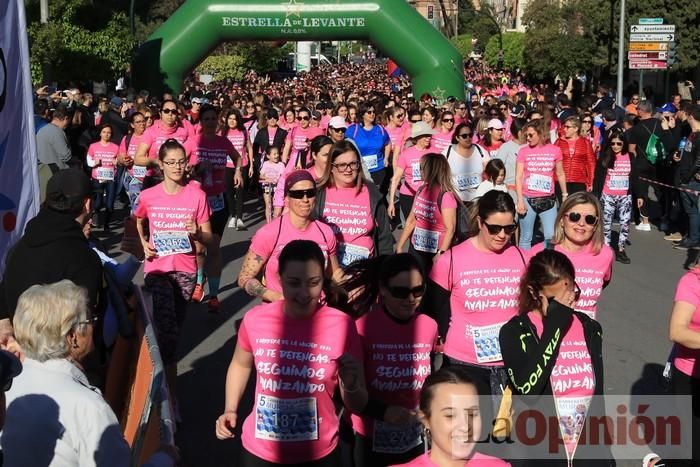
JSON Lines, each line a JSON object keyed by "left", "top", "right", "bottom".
{"left": 227, "top": 216, "right": 237, "bottom": 228}
{"left": 236, "top": 218, "right": 246, "bottom": 231}
{"left": 208, "top": 297, "right": 220, "bottom": 313}
{"left": 673, "top": 240, "right": 700, "bottom": 250}
{"left": 615, "top": 250, "right": 630, "bottom": 264}
{"left": 635, "top": 223, "right": 652, "bottom": 231}
{"left": 664, "top": 232, "right": 682, "bottom": 241}
{"left": 192, "top": 283, "right": 205, "bottom": 302}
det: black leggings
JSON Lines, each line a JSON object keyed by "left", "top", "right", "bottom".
{"left": 240, "top": 446, "right": 341, "bottom": 467}
{"left": 670, "top": 366, "right": 700, "bottom": 466}
{"left": 399, "top": 193, "right": 414, "bottom": 224}
{"left": 225, "top": 167, "right": 249, "bottom": 220}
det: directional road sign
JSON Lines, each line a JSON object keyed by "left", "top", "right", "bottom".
{"left": 629, "top": 59, "right": 668, "bottom": 70}
{"left": 630, "top": 25, "right": 675, "bottom": 33}
{"left": 630, "top": 33, "right": 675, "bottom": 42}
{"left": 628, "top": 51, "right": 668, "bottom": 60}
{"left": 629, "top": 42, "right": 668, "bottom": 51}
{"left": 638, "top": 18, "right": 663, "bottom": 25}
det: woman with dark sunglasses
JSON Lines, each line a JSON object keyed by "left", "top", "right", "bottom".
{"left": 431, "top": 111, "right": 456, "bottom": 154}
{"left": 339, "top": 254, "right": 438, "bottom": 467}
{"left": 442, "top": 122, "right": 489, "bottom": 204}
{"left": 281, "top": 107, "right": 323, "bottom": 167}
{"left": 426, "top": 191, "right": 526, "bottom": 425}
{"left": 580, "top": 113, "right": 601, "bottom": 156}
{"left": 346, "top": 103, "right": 392, "bottom": 195}
{"left": 313, "top": 141, "right": 394, "bottom": 269}
{"left": 500, "top": 249, "right": 612, "bottom": 466}
{"left": 529, "top": 192, "right": 613, "bottom": 320}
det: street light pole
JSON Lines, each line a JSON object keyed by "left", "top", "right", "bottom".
{"left": 616, "top": 0, "right": 625, "bottom": 106}
{"left": 40, "top": 0, "right": 48, "bottom": 23}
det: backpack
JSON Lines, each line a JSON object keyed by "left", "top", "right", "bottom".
{"left": 643, "top": 121, "right": 667, "bottom": 165}
{"left": 436, "top": 190, "right": 471, "bottom": 245}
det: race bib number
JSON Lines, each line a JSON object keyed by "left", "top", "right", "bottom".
{"left": 151, "top": 231, "right": 192, "bottom": 256}
{"left": 338, "top": 243, "right": 371, "bottom": 268}
{"left": 455, "top": 173, "right": 481, "bottom": 192}
{"left": 96, "top": 167, "right": 115, "bottom": 181}
{"left": 373, "top": 420, "right": 423, "bottom": 454}
{"left": 411, "top": 162, "right": 422, "bottom": 182}
{"left": 363, "top": 154, "right": 378, "bottom": 170}
{"left": 255, "top": 395, "right": 319, "bottom": 442}
{"left": 207, "top": 193, "right": 225, "bottom": 212}
{"left": 132, "top": 165, "right": 148, "bottom": 179}
{"left": 607, "top": 176, "right": 629, "bottom": 191}
{"left": 471, "top": 322, "right": 506, "bottom": 363}
{"left": 412, "top": 227, "right": 439, "bottom": 253}
{"left": 527, "top": 173, "right": 553, "bottom": 194}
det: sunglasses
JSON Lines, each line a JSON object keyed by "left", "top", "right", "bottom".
{"left": 458, "top": 106, "right": 467, "bottom": 110}
{"left": 287, "top": 188, "right": 317, "bottom": 199}
{"left": 161, "top": 108, "right": 177, "bottom": 115}
{"left": 365, "top": 110, "right": 375, "bottom": 115}
{"left": 566, "top": 212, "right": 598, "bottom": 226}
{"left": 443, "top": 118, "right": 454, "bottom": 123}
{"left": 332, "top": 161, "right": 360, "bottom": 171}
{"left": 330, "top": 127, "right": 346, "bottom": 133}
{"left": 582, "top": 120, "right": 592, "bottom": 124}
{"left": 483, "top": 221, "right": 518, "bottom": 235}
{"left": 298, "top": 115, "right": 310, "bottom": 121}
{"left": 457, "top": 132, "right": 472, "bottom": 139}
{"left": 388, "top": 283, "right": 426, "bottom": 299}
{"left": 610, "top": 141, "right": 623, "bottom": 147}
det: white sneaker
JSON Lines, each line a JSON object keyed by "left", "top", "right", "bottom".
{"left": 236, "top": 218, "right": 246, "bottom": 230}
{"left": 227, "top": 217, "right": 237, "bottom": 228}
{"left": 635, "top": 223, "right": 652, "bottom": 231}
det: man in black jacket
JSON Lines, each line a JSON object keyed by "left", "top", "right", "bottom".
{"left": 0, "top": 169, "right": 103, "bottom": 347}
{"left": 677, "top": 105, "right": 700, "bottom": 249}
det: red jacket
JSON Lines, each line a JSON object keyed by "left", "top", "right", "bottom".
{"left": 555, "top": 137, "right": 596, "bottom": 188}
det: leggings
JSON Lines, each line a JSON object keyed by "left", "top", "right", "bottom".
{"left": 670, "top": 366, "right": 700, "bottom": 466}
{"left": 240, "top": 446, "right": 341, "bottom": 467}
{"left": 225, "top": 166, "right": 249, "bottom": 220}
{"left": 144, "top": 271, "right": 196, "bottom": 365}
{"left": 399, "top": 193, "right": 414, "bottom": 225}
{"left": 601, "top": 193, "right": 632, "bottom": 249}
{"left": 123, "top": 172, "right": 143, "bottom": 214}
{"left": 370, "top": 169, "right": 388, "bottom": 196}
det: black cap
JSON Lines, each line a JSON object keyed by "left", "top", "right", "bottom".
{"left": 0, "top": 350, "right": 22, "bottom": 390}
{"left": 46, "top": 169, "right": 92, "bottom": 210}
{"left": 266, "top": 108, "right": 279, "bottom": 120}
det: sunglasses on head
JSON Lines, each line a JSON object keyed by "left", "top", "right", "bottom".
{"left": 566, "top": 212, "right": 598, "bottom": 226}
{"left": 287, "top": 188, "right": 317, "bottom": 199}
{"left": 161, "top": 108, "right": 177, "bottom": 115}
{"left": 483, "top": 221, "right": 518, "bottom": 235}
{"left": 388, "top": 283, "right": 426, "bottom": 299}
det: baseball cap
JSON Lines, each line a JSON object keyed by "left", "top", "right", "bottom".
{"left": 284, "top": 170, "right": 316, "bottom": 195}
{"left": 191, "top": 97, "right": 203, "bottom": 104}
{"left": 45, "top": 169, "right": 92, "bottom": 211}
{"left": 110, "top": 96, "right": 123, "bottom": 108}
{"left": 511, "top": 104, "right": 526, "bottom": 118}
{"left": 488, "top": 118, "right": 505, "bottom": 130}
{"left": 0, "top": 350, "right": 21, "bottom": 391}
{"left": 411, "top": 121, "right": 437, "bottom": 138}
{"left": 328, "top": 116, "right": 347, "bottom": 129}
{"left": 311, "top": 110, "right": 322, "bottom": 120}
{"left": 657, "top": 103, "right": 677, "bottom": 114}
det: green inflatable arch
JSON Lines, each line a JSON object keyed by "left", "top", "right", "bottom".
{"left": 132, "top": 0, "right": 464, "bottom": 101}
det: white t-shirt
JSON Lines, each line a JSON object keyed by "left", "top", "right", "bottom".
{"left": 442, "top": 144, "right": 489, "bottom": 202}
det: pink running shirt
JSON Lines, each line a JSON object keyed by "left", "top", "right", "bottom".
{"left": 225, "top": 128, "right": 248, "bottom": 167}
{"left": 397, "top": 147, "right": 431, "bottom": 196}
{"left": 321, "top": 185, "right": 374, "bottom": 268}
{"left": 431, "top": 130, "right": 454, "bottom": 154}
{"left": 517, "top": 144, "right": 563, "bottom": 198}
{"left": 119, "top": 134, "right": 150, "bottom": 180}
{"left": 602, "top": 153, "right": 631, "bottom": 196}
{"left": 141, "top": 120, "right": 192, "bottom": 160}
{"left": 411, "top": 186, "right": 457, "bottom": 254}
{"left": 186, "top": 134, "right": 233, "bottom": 199}
{"left": 392, "top": 451, "right": 510, "bottom": 466}
{"left": 87, "top": 142, "right": 119, "bottom": 182}
{"left": 673, "top": 272, "right": 700, "bottom": 377}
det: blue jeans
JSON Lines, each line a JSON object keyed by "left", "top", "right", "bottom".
{"left": 92, "top": 179, "right": 117, "bottom": 212}
{"left": 518, "top": 197, "right": 558, "bottom": 250}
{"left": 681, "top": 180, "right": 700, "bottom": 243}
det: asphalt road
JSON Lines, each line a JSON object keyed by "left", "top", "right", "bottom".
{"left": 106, "top": 198, "right": 692, "bottom": 466}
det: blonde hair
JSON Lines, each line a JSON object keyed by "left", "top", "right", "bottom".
{"left": 551, "top": 192, "right": 605, "bottom": 254}
{"left": 13, "top": 280, "right": 89, "bottom": 362}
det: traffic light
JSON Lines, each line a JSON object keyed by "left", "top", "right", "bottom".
{"left": 668, "top": 41, "right": 677, "bottom": 66}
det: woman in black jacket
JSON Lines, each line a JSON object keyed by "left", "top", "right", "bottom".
{"left": 499, "top": 249, "right": 614, "bottom": 466}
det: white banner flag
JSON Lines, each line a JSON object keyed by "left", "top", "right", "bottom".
{"left": 0, "top": 0, "right": 40, "bottom": 278}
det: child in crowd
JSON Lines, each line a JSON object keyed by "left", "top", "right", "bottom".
{"left": 474, "top": 158, "right": 508, "bottom": 199}
{"left": 259, "top": 147, "right": 285, "bottom": 223}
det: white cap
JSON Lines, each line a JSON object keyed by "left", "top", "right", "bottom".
{"left": 328, "top": 116, "right": 348, "bottom": 129}
{"left": 411, "top": 121, "right": 437, "bottom": 138}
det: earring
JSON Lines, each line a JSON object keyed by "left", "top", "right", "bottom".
{"left": 422, "top": 426, "right": 431, "bottom": 453}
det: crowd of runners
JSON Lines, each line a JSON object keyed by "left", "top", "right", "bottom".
{"left": 0, "top": 58, "right": 699, "bottom": 466}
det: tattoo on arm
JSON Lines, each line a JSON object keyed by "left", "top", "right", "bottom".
{"left": 245, "top": 279, "right": 267, "bottom": 298}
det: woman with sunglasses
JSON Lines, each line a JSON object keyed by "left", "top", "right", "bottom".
{"left": 238, "top": 170, "right": 340, "bottom": 303}
{"left": 516, "top": 120, "right": 567, "bottom": 250}
{"left": 593, "top": 132, "right": 633, "bottom": 264}
{"left": 580, "top": 113, "right": 601, "bottom": 156}
{"left": 430, "top": 110, "right": 455, "bottom": 155}
{"left": 221, "top": 108, "right": 254, "bottom": 230}
{"left": 397, "top": 154, "right": 458, "bottom": 275}
{"left": 385, "top": 106, "right": 410, "bottom": 167}
{"left": 529, "top": 192, "right": 613, "bottom": 320}
{"left": 118, "top": 112, "right": 149, "bottom": 215}
{"left": 442, "top": 122, "right": 489, "bottom": 204}
{"left": 282, "top": 107, "right": 323, "bottom": 167}
{"left": 337, "top": 254, "right": 437, "bottom": 466}
{"left": 346, "top": 103, "right": 392, "bottom": 195}
{"left": 427, "top": 191, "right": 525, "bottom": 422}
{"left": 313, "top": 141, "right": 394, "bottom": 269}
{"left": 135, "top": 139, "right": 212, "bottom": 393}
{"left": 454, "top": 102, "right": 469, "bottom": 126}
{"left": 217, "top": 240, "right": 367, "bottom": 467}
{"left": 389, "top": 122, "right": 437, "bottom": 224}
{"left": 500, "top": 249, "right": 612, "bottom": 466}
{"left": 555, "top": 116, "right": 596, "bottom": 197}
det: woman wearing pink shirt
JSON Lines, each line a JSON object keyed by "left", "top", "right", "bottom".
{"left": 238, "top": 170, "right": 340, "bottom": 303}
{"left": 516, "top": 121, "right": 567, "bottom": 250}
{"left": 669, "top": 269, "right": 700, "bottom": 466}
{"left": 216, "top": 240, "right": 367, "bottom": 466}
{"left": 422, "top": 107, "right": 438, "bottom": 129}
{"left": 280, "top": 107, "right": 297, "bottom": 132}
{"left": 282, "top": 107, "right": 323, "bottom": 167}
{"left": 341, "top": 254, "right": 438, "bottom": 466}
{"left": 500, "top": 250, "right": 612, "bottom": 465}
{"left": 392, "top": 367, "right": 510, "bottom": 467}
{"left": 397, "top": 154, "right": 458, "bottom": 275}
{"left": 118, "top": 112, "right": 148, "bottom": 214}
{"left": 385, "top": 106, "right": 409, "bottom": 167}
{"left": 134, "top": 139, "right": 212, "bottom": 394}
{"left": 388, "top": 122, "right": 436, "bottom": 225}
{"left": 430, "top": 111, "right": 455, "bottom": 154}
{"left": 86, "top": 123, "right": 120, "bottom": 229}
{"left": 221, "top": 108, "right": 254, "bottom": 230}
{"left": 313, "top": 140, "right": 394, "bottom": 268}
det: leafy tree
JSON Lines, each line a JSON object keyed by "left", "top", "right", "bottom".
{"left": 484, "top": 32, "right": 525, "bottom": 70}
{"left": 196, "top": 55, "right": 247, "bottom": 82}
{"left": 457, "top": 0, "right": 499, "bottom": 53}
{"left": 451, "top": 34, "right": 474, "bottom": 59}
